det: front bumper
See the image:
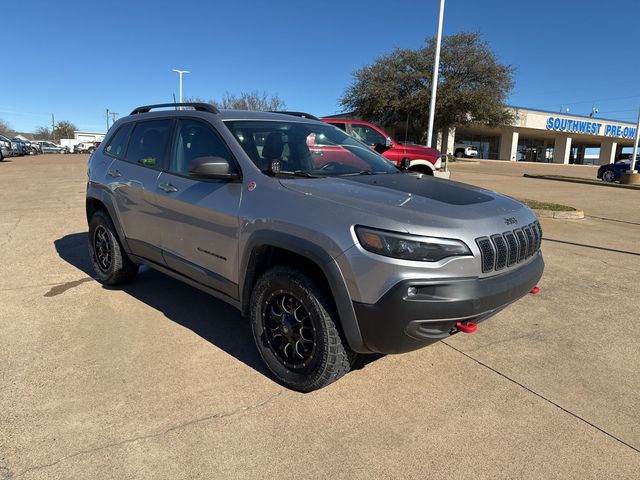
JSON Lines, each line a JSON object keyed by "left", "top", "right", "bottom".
{"left": 352, "top": 253, "right": 544, "bottom": 354}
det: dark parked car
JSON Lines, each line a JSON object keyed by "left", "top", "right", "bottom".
{"left": 0, "top": 135, "right": 12, "bottom": 160}
{"left": 10, "top": 139, "right": 25, "bottom": 156}
{"left": 597, "top": 156, "right": 637, "bottom": 182}
{"left": 12, "top": 138, "right": 33, "bottom": 155}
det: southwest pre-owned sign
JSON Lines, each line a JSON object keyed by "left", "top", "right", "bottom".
{"left": 546, "top": 116, "right": 637, "bottom": 139}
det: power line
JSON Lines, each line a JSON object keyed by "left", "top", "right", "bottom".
{"left": 533, "top": 94, "right": 640, "bottom": 109}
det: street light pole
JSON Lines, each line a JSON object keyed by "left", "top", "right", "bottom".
{"left": 426, "top": 0, "right": 445, "bottom": 149}
{"left": 172, "top": 69, "right": 190, "bottom": 104}
{"left": 630, "top": 108, "right": 640, "bottom": 173}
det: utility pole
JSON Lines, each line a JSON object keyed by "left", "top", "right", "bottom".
{"left": 109, "top": 112, "right": 119, "bottom": 125}
{"left": 51, "top": 113, "right": 55, "bottom": 140}
{"left": 106, "top": 108, "right": 110, "bottom": 131}
{"left": 426, "top": 0, "right": 445, "bottom": 149}
{"left": 630, "top": 108, "right": 640, "bottom": 173}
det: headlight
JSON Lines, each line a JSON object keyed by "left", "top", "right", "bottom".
{"left": 355, "top": 226, "right": 471, "bottom": 262}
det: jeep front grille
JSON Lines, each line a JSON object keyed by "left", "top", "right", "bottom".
{"left": 476, "top": 221, "right": 542, "bottom": 273}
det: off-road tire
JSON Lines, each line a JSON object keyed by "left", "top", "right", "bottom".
{"left": 250, "top": 266, "right": 353, "bottom": 392}
{"left": 88, "top": 210, "right": 138, "bottom": 285}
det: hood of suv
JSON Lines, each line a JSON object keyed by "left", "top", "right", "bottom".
{"left": 280, "top": 173, "right": 529, "bottom": 231}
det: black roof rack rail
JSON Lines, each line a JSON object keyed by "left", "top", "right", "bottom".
{"left": 268, "top": 111, "right": 320, "bottom": 121}
{"left": 129, "top": 102, "right": 219, "bottom": 115}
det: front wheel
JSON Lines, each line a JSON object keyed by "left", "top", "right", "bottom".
{"left": 455, "top": 150, "right": 464, "bottom": 158}
{"left": 601, "top": 169, "right": 616, "bottom": 182}
{"left": 88, "top": 210, "right": 138, "bottom": 285}
{"left": 250, "top": 266, "right": 353, "bottom": 392}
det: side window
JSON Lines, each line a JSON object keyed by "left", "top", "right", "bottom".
{"left": 104, "top": 123, "right": 133, "bottom": 158}
{"left": 329, "top": 122, "right": 347, "bottom": 131}
{"left": 351, "top": 124, "right": 386, "bottom": 147}
{"left": 124, "top": 119, "right": 172, "bottom": 168}
{"left": 170, "top": 118, "right": 234, "bottom": 176}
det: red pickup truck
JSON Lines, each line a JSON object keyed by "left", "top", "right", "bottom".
{"left": 321, "top": 118, "right": 442, "bottom": 175}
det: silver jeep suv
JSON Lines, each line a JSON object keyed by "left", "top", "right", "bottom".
{"left": 86, "top": 103, "right": 544, "bottom": 391}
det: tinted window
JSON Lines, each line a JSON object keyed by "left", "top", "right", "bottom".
{"left": 124, "top": 119, "right": 172, "bottom": 168}
{"left": 170, "top": 119, "right": 233, "bottom": 176}
{"left": 351, "top": 124, "right": 386, "bottom": 147}
{"left": 105, "top": 123, "right": 132, "bottom": 158}
{"left": 329, "top": 122, "right": 347, "bottom": 131}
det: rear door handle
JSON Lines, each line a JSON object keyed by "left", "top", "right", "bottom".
{"left": 107, "top": 169, "right": 121, "bottom": 178}
{"left": 159, "top": 183, "right": 178, "bottom": 193}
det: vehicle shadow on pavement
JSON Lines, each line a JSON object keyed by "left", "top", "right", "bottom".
{"left": 54, "top": 232, "right": 272, "bottom": 379}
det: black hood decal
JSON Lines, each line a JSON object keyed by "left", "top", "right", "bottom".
{"left": 343, "top": 173, "right": 494, "bottom": 206}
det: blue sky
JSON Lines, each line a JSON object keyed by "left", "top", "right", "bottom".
{"left": 2, "top": 0, "right": 639, "bottom": 133}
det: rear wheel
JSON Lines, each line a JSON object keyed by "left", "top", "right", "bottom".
{"left": 455, "top": 150, "right": 464, "bottom": 158}
{"left": 601, "top": 169, "right": 616, "bottom": 182}
{"left": 88, "top": 210, "right": 138, "bottom": 285}
{"left": 250, "top": 266, "right": 353, "bottom": 392}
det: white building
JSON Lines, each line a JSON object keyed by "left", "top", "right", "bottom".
{"left": 439, "top": 106, "right": 637, "bottom": 165}
{"left": 60, "top": 131, "right": 106, "bottom": 150}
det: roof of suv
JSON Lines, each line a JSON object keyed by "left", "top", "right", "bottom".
{"left": 125, "top": 104, "right": 320, "bottom": 125}
{"left": 216, "top": 109, "right": 318, "bottom": 123}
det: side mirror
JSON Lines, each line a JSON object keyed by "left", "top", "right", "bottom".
{"left": 188, "top": 156, "right": 240, "bottom": 180}
{"left": 399, "top": 158, "right": 411, "bottom": 170}
{"left": 385, "top": 136, "right": 392, "bottom": 148}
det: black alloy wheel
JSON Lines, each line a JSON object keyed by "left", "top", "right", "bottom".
{"left": 263, "top": 291, "right": 316, "bottom": 369}
{"left": 88, "top": 210, "right": 138, "bottom": 285}
{"left": 93, "top": 225, "right": 112, "bottom": 272}
{"left": 250, "top": 266, "right": 354, "bottom": 392}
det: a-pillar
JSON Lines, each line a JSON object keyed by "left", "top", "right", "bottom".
{"left": 553, "top": 135, "right": 572, "bottom": 164}
{"left": 499, "top": 129, "right": 519, "bottom": 161}
{"left": 599, "top": 139, "right": 617, "bottom": 165}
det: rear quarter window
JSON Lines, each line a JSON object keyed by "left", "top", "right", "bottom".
{"left": 105, "top": 123, "right": 133, "bottom": 158}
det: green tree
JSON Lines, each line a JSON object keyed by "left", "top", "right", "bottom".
{"left": 0, "top": 118, "right": 14, "bottom": 137}
{"left": 340, "top": 32, "right": 515, "bottom": 143}
{"left": 52, "top": 120, "right": 77, "bottom": 140}
{"left": 186, "top": 90, "right": 286, "bottom": 111}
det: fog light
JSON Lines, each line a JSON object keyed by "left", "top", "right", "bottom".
{"left": 407, "top": 286, "right": 417, "bottom": 297}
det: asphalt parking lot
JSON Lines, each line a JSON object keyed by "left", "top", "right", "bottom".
{"left": 1, "top": 154, "right": 638, "bottom": 479}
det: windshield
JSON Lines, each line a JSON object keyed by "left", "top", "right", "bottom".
{"left": 224, "top": 120, "right": 399, "bottom": 176}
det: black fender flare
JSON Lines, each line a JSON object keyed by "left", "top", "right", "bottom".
{"left": 240, "top": 230, "right": 368, "bottom": 353}
{"left": 86, "top": 184, "right": 131, "bottom": 253}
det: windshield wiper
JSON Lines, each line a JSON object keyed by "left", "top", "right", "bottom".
{"left": 338, "top": 170, "right": 378, "bottom": 176}
{"left": 276, "top": 170, "right": 323, "bottom": 178}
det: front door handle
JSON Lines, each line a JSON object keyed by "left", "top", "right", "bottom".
{"left": 159, "top": 183, "right": 178, "bottom": 193}
{"left": 107, "top": 169, "right": 121, "bottom": 178}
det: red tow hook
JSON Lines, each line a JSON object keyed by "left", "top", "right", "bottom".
{"left": 455, "top": 321, "right": 477, "bottom": 334}
{"left": 529, "top": 286, "right": 541, "bottom": 295}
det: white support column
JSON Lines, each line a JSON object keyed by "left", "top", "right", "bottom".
{"left": 499, "top": 129, "right": 519, "bottom": 161}
{"left": 444, "top": 126, "right": 456, "bottom": 155}
{"left": 553, "top": 136, "right": 572, "bottom": 164}
{"left": 436, "top": 129, "right": 443, "bottom": 151}
{"left": 599, "top": 139, "right": 617, "bottom": 165}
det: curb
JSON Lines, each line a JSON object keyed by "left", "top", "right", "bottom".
{"left": 450, "top": 159, "right": 480, "bottom": 164}
{"left": 533, "top": 208, "right": 585, "bottom": 220}
{"left": 523, "top": 174, "right": 640, "bottom": 190}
